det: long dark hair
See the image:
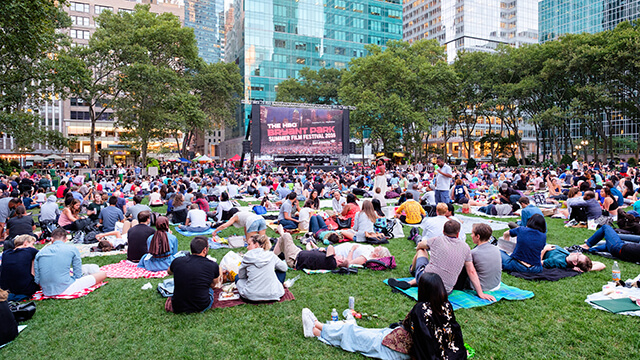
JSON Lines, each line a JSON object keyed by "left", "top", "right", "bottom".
{"left": 417, "top": 273, "right": 448, "bottom": 315}
{"left": 526, "top": 213, "right": 547, "bottom": 233}
{"left": 371, "top": 199, "right": 384, "bottom": 217}
{"left": 149, "top": 216, "right": 170, "bottom": 256}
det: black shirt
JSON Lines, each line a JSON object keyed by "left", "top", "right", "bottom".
{"left": 0, "top": 300, "right": 18, "bottom": 346}
{"left": 6, "top": 216, "right": 35, "bottom": 238}
{"left": 87, "top": 202, "right": 106, "bottom": 222}
{"left": 170, "top": 255, "right": 219, "bottom": 314}
{"left": 0, "top": 247, "right": 39, "bottom": 297}
{"left": 127, "top": 224, "right": 156, "bottom": 262}
{"left": 295, "top": 249, "right": 337, "bottom": 270}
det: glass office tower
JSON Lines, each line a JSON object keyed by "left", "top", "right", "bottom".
{"left": 222, "top": 0, "right": 403, "bottom": 157}
{"left": 539, "top": 0, "right": 640, "bottom": 42}
{"left": 185, "top": 0, "right": 225, "bottom": 63}
{"left": 403, "top": 0, "right": 539, "bottom": 63}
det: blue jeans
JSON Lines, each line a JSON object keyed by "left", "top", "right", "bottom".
{"left": 618, "top": 233, "right": 640, "bottom": 243}
{"left": 500, "top": 250, "right": 543, "bottom": 273}
{"left": 278, "top": 219, "right": 298, "bottom": 230}
{"left": 585, "top": 224, "right": 624, "bottom": 255}
{"left": 179, "top": 225, "right": 210, "bottom": 233}
{"left": 201, "top": 287, "right": 215, "bottom": 312}
{"left": 435, "top": 190, "right": 450, "bottom": 204}
{"left": 309, "top": 215, "right": 327, "bottom": 234}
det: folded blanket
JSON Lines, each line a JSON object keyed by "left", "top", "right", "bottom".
{"left": 303, "top": 269, "right": 333, "bottom": 274}
{"left": 174, "top": 227, "right": 215, "bottom": 237}
{"left": 212, "top": 288, "right": 295, "bottom": 309}
{"left": 507, "top": 268, "right": 582, "bottom": 281}
{"left": 586, "top": 287, "right": 640, "bottom": 316}
{"left": 384, "top": 278, "right": 534, "bottom": 310}
{"left": 31, "top": 281, "right": 107, "bottom": 301}
{"left": 99, "top": 260, "right": 169, "bottom": 279}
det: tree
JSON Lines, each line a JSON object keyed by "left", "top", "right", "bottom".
{"left": 94, "top": 5, "right": 201, "bottom": 166}
{"left": 0, "top": 0, "right": 72, "bottom": 151}
{"left": 275, "top": 67, "right": 342, "bottom": 105}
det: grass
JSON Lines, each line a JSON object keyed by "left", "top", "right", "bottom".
{"left": 4, "top": 208, "right": 640, "bottom": 359}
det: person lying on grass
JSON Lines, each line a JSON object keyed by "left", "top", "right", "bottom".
{"left": 579, "top": 224, "right": 640, "bottom": 263}
{"left": 332, "top": 242, "right": 392, "bottom": 267}
{"left": 541, "top": 245, "right": 605, "bottom": 272}
{"left": 167, "top": 236, "right": 221, "bottom": 314}
{"left": 272, "top": 229, "right": 348, "bottom": 270}
{"left": 388, "top": 220, "right": 496, "bottom": 302}
{"left": 302, "top": 273, "right": 467, "bottom": 360}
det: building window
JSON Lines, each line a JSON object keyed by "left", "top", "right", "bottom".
{"left": 296, "top": 58, "right": 306, "bottom": 64}
{"left": 353, "top": 34, "right": 365, "bottom": 43}
{"left": 370, "top": 6, "right": 381, "bottom": 16}
{"left": 334, "top": 62, "right": 346, "bottom": 69}
{"left": 98, "top": 112, "right": 112, "bottom": 120}
{"left": 250, "top": 85, "right": 264, "bottom": 91}
{"left": 70, "top": 2, "right": 90, "bottom": 13}
{"left": 335, "top": 0, "right": 346, "bottom": 10}
{"left": 335, "top": 15, "right": 346, "bottom": 25}
{"left": 119, "top": 8, "right": 134, "bottom": 14}
{"left": 275, "top": 39, "right": 286, "bottom": 48}
{"left": 70, "top": 98, "right": 86, "bottom": 106}
{"left": 295, "top": 42, "right": 307, "bottom": 50}
{"left": 274, "top": 23, "right": 286, "bottom": 32}
{"left": 70, "top": 111, "right": 91, "bottom": 120}
{"left": 353, "top": 3, "right": 364, "bottom": 13}
{"left": 353, "top": 18, "right": 365, "bottom": 28}
{"left": 334, "top": 47, "right": 345, "bottom": 55}
{"left": 334, "top": 31, "right": 346, "bottom": 40}
{"left": 95, "top": 5, "right": 113, "bottom": 15}
{"left": 274, "top": 69, "right": 287, "bottom": 78}
{"left": 70, "top": 16, "right": 90, "bottom": 27}
{"left": 70, "top": 29, "right": 90, "bottom": 40}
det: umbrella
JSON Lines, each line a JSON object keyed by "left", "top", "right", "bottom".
{"left": 197, "top": 155, "right": 212, "bottom": 162}
{"left": 46, "top": 154, "right": 64, "bottom": 160}
{"left": 26, "top": 155, "right": 47, "bottom": 161}
{"left": 178, "top": 157, "right": 191, "bottom": 163}
{"left": 376, "top": 156, "right": 391, "bottom": 161}
{"left": 229, "top": 154, "right": 241, "bottom": 161}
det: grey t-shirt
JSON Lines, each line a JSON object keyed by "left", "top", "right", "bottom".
{"left": 99, "top": 206, "right": 124, "bottom": 232}
{"left": 471, "top": 242, "right": 502, "bottom": 292}
{"left": 278, "top": 200, "right": 293, "bottom": 221}
{"left": 125, "top": 204, "right": 151, "bottom": 221}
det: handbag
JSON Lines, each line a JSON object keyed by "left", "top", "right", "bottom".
{"left": 157, "top": 278, "right": 175, "bottom": 298}
{"left": 9, "top": 301, "right": 37, "bottom": 323}
{"left": 381, "top": 326, "right": 412, "bottom": 354}
{"left": 336, "top": 217, "right": 352, "bottom": 229}
{"left": 365, "top": 256, "right": 396, "bottom": 270}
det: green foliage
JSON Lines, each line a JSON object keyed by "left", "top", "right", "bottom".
{"left": 466, "top": 157, "right": 477, "bottom": 170}
{"left": 276, "top": 67, "right": 342, "bottom": 104}
{"left": 560, "top": 154, "right": 574, "bottom": 165}
{"left": 628, "top": 157, "right": 637, "bottom": 167}
{"left": 507, "top": 155, "right": 518, "bottom": 167}
{"left": 0, "top": 0, "right": 72, "bottom": 150}
{"left": 147, "top": 158, "right": 159, "bottom": 168}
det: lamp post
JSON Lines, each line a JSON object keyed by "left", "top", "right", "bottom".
{"left": 581, "top": 140, "right": 589, "bottom": 162}
{"left": 575, "top": 145, "right": 582, "bottom": 160}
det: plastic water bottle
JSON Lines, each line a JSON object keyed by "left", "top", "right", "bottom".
{"left": 342, "top": 309, "right": 355, "bottom": 321}
{"left": 612, "top": 261, "right": 621, "bottom": 282}
{"left": 348, "top": 296, "right": 355, "bottom": 310}
{"left": 331, "top": 309, "right": 339, "bottom": 321}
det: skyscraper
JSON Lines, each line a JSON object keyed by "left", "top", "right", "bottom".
{"left": 185, "top": 0, "right": 225, "bottom": 63}
{"left": 221, "top": 0, "right": 403, "bottom": 158}
{"left": 403, "top": 0, "right": 539, "bottom": 62}
{"left": 539, "top": 0, "right": 640, "bottom": 42}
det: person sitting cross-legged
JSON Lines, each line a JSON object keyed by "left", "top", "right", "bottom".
{"left": 178, "top": 204, "right": 211, "bottom": 233}
{"left": 500, "top": 214, "right": 547, "bottom": 274}
{"left": 394, "top": 192, "right": 425, "bottom": 224}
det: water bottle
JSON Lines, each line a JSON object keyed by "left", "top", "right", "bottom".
{"left": 348, "top": 296, "right": 355, "bottom": 310}
{"left": 331, "top": 308, "right": 338, "bottom": 322}
{"left": 612, "top": 261, "right": 621, "bottom": 282}
{"left": 342, "top": 309, "right": 355, "bottom": 321}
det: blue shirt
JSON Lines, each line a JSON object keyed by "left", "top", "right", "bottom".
{"left": 508, "top": 227, "right": 546, "bottom": 267}
{"left": 34, "top": 240, "right": 83, "bottom": 296}
{"left": 99, "top": 206, "right": 124, "bottom": 232}
{"left": 610, "top": 187, "right": 625, "bottom": 207}
{"left": 277, "top": 186, "right": 291, "bottom": 200}
{"left": 518, "top": 204, "right": 544, "bottom": 231}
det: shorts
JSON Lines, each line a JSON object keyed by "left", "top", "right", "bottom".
{"left": 413, "top": 256, "right": 430, "bottom": 281}
{"left": 247, "top": 218, "right": 267, "bottom": 233}
{"left": 60, "top": 275, "right": 97, "bottom": 295}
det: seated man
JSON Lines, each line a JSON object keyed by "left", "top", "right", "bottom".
{"left": 0, "top": 235, "right": 39, "bottom": 301}
{"left": 332, "top": 242, "right": 391, "bottom": 266}
{"left": 126, "top": 210, "right": 156, "bottom": 263}
{"left": 580, "top": 224, "right": 640, "bottom": 263}
{"left": 277, "top": 192, "right": 299, "bottom": 230}
{"left": 419, "top": 203, "right": 449, "bottom": 243}
{"left": 541, "top": 245, "right": 604, "bottom": 272}
{"left": 455, "top": 223, "right": 502, "bottom": 292}
{"left": 394, "top": 192, "right": 426, "bottom": 224}
{"left": 387, "top": 220, "right": 495, "bottom": 301}
{"left": 39, "top": 195, "right": 61, "bottom": 223}
{"left": 168, "top": 236, "right": 221, "bottom": 314}
{"left": 99, "top": 196, "right": 124, "bottom": 233}
{"left": 509, "top": 196, "right": 544, "bottom": 229}
{"left": 179, "top": 204, "right": 211, "bottom": 233}
{"left": 34, "top": 228, "right": 107, "bottom": 297}
{"left": 498, "top": 183, "right": 521, "bottom": 205}
{"left": 124, "top": 195, "right": 151, "bottom": 224}
{"left": 272, "top": 232, "right": 347, "bottom": 270}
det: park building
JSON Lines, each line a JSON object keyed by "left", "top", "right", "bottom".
{"left": 219, "top": 0, "right": 404, "bottom": 159}
{"left": 403, "top": 0, "right": 539, "bottom": 63}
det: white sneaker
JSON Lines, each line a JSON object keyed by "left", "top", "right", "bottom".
{"left": 302, "top": 308, "right": 316, "bottom": 338}
{"left": 276, "top": 224, "right": 284, "bottom": 235}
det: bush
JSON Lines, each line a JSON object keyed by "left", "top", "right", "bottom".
{"left": 507, "top": 155, "right": 518, "bottom": 167}
{"left": 466, "top": 157, "right": 477, "bottom": 170}
{"left": 560, "top": 154, "right": 573, "bottom": 165}
{"left": 628, "top": 157, "right": 637, "bottom": 167}
{"left": 147, "top": 158, "right": 159, "bottom": 169}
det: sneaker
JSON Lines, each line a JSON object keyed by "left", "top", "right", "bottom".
{"left": 276, "top": 224, "right": 284, "bottom": 235}
{"left": 564, "top": 219, "right": 578, "bottom": 228}
{"left": 302, "top": 308, "right": 316, "bottom": 337}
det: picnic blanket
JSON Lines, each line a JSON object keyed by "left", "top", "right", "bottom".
{"left": 507, "top": 268, "right": 582, "bottom": 281}
{"left": 212, "top": 288, "right": 295, "bottom": 309}
{"left": 266, "top": 220, "right": 303, "bottom": 234}
{"left": 175, "top": 227, "right": 215, "bottom": 237}
{"left": 99, "top": 260, "right": 169, "bottom": 279}
{"left": 31, "top": 281, "right": 107, "bottom": 301}
{"left": 303, "top": 269, "right": 333, "bottom": 274}
{"left": 456, "top": 215, "right": 510, "bottom": 233}
{"left": 586, "top": 286, "right": 640, "bottom": 316}
{"left": 384, "top": 278, "right": 534, "bottom": 310}
{"left": 74, "top": 243, "right": 126, "bottom": 258}
{"left": 470, "top": 207, "right": 519, "bottom": 219}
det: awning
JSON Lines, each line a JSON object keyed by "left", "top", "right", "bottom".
{"left": 229, "top": 154, "right": 241, "bottom": 161}
{"left": 179, "top": 157, "right": 191, "bottom": 163}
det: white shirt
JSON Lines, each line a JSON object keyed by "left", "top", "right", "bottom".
{"left": 434, "top": 164, "right": 452, "bottom": 191}
{"left": 187, "top": 209, "right": 208, "bottom": 227}
{"left": 332, "top": 197, "right": 346, "bottom": 213}
{"left": 420, "top": 215, "right": 449, "bottom": 241}
{"left": 227, "top": 184, "right": 239, "bottom": 198}
{"left": 334, "top": 243, "right": 374, "bottom": 261}
{"left": 421, "top": 191, "right": 436, "bottom": 206}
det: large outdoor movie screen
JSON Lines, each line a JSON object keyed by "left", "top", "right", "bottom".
{"left": 259, "top": 106, "right": 344, "bottom": 155}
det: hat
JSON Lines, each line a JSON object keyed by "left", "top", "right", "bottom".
{"left": 550, "top": 171, "right": 557, "bottom": 176}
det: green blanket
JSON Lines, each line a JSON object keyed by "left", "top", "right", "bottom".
{"left": 384, "top": 278, "right": 534, "bottom": 310}
{"left": 590, "top": 298, "right": 640, "bottom": 313}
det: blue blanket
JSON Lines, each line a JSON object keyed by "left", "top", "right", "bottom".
{"left": 175, "top": 228, "right": 215, "bottom": 237}
{"left": 384, "top": 278, "right": 534, "bottom": 310}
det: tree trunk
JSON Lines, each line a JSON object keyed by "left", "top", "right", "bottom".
{"left": 141, "top": 138, "right": 148, "bottom": 168}
{"left": 89, "top": 105, "right": 96, "bottom": 168}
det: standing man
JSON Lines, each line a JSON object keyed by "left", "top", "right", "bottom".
{"left": 434, "top": 156, "right": 453, "bottom": 204}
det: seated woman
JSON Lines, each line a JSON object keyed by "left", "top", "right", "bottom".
{"left": 0, "top": 288, "right": 19, "bottom": 347}
{"left": 338, "top": 194, "right": 360, "bottom": 228}
{"left": 0, "top": 235, "right": 39, "bottom": 301}
{"left": 500, "top": 214, "right": 547, "bottom": 273}
{"left": 580, "top": 224, "right": 640, "bottom": 263}
{"left": 58, "top": 198, "right": 85, "bottom": 231}
{"left": 6, "top": 205, "right": 36, "bottom": 242}
{"left": 601, "top": 186, "right": 619, "bottom": 221}
{"left": 167, "top": 193, "right": 188, "bottom": 225}
{"left": 298, "top": 200, "right": 316, "bottom": 232}
{"left": 137, "top": 216, "right": 179, "bottom": 272}
{"left": 308, "top": 190, "right": 320, "bottom": 210}
{"left": 353, "top": 200, "right": 386, "bottom": 243}
{"left": 547, "top": 177, "right": 567, "bottom": 200}
{"left": 556, "top": 187, "right": 583, "bottom": 219}
{"left": 235, "top": 235, "right": 287, "bottom": 302}
{"left": 451, "top": 179, "right": 471, "bottom": 204}
{"left": 301, "top": 273, "right": 466, "bottom": 360}
{"left": 214, "top": 192, "right": 235, "bottom": 223}
{"left": 261, "top": 196, "right": 280, "bottom": 212}
{"left": 148, "top": 187, "right": 164, "bottom": 207}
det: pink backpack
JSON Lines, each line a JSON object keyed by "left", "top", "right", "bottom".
{"left": 365, "top": 256, "right": 397, "bottom": 270}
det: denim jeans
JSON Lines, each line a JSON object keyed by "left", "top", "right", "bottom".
{"left": 435, "top": 190, "right": 450, "bottom": 204}
{"left": 500, "top": 250, "right": 543, "bottom": 273}
{"left": 585, "top": 224, "right": 624, "bottom": 255}
{"left": 278, "top": 219, "right": 298, "bottom": 230}
{"left": 309, "top": 215, "right": 327, "bottom": 234}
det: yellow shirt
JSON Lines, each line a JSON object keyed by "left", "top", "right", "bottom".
{"left": 396, "top": 200, "right": 426, "bottom": 224}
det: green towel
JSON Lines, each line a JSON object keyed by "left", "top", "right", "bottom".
{"left": 590, "top": 298, "right": 640, "bottom": 313}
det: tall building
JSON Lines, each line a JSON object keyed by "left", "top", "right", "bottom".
{"left": 221, "top": 0, "right": 403, "bottom": 158}
{"left": 64, "top": 0, "right": 184, "bottom": 165}
{"left": 539, "top": 0, "right": 640, "bottom": 42}
{"left": 403, "top": 0, "right": 539, "bottom": 63}
{"left": 185, "top": 0, "right": 225, "bottom": 63}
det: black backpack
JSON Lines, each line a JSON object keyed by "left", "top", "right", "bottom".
{"left": 408, "top": 227, "right": 421, "bottom": 245}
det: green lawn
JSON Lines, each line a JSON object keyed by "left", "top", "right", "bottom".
{"left": 3, "top": 213, "right": 640, "bottom": 359}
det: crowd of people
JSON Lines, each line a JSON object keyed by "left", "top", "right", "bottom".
{"left": 1, "top": 155, "right": 639, "bottom": 357}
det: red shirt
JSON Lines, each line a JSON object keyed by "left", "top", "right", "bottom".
{"left": 56, "top": 185, "right": 67, "bottom": 198}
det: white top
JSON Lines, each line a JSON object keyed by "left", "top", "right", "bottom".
{"left": 334, "top": 243, "right": 375, "bottom": 261}
{"left": 234, "top": 211, "right": 263, "bottom": 231}
{"left": 298, "top": 207, "right": 314, "bottom": 231}
{"left": 332, "top": 197, "right": 346, "bottom": 213}
{"left": 227, "top": 184, "right": 239, "bottom": 198}
{"left": 420, "top": 215, "right": 449, "bottom": 241}
{"left": 372, "top": 192, "right": 386, "bottom": 207}
{"left": 421, "top": 191, "right": 436, "bottom": 206}
{"left": 187, "top": 209, "right": 208, "bottom": 227}
{"left": 216, "top": 201, "right": 233, "bottom": 222}
{"left": 434, "top": 164, "right": 452, "bottom": 191}
{"left": 149, "top": 192, "right": 162, "bottom": 205}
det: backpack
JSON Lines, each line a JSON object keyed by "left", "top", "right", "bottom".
{"left": 408, "top": 227, "right": 421, "bottom": 245}
{"left": 253, "top": 205, "right": 267, "bottom": 215}
{"left": 365, "top": 256, "right": 396, "bottom": 270}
